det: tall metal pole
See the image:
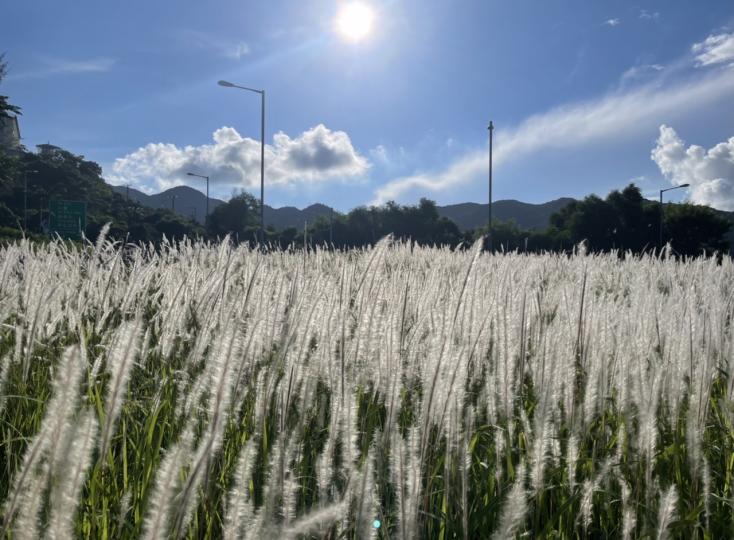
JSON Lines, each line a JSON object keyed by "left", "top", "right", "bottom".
{"left": 23, "top": 170, "right": 38, "bottom": 233}
{"left": 24, "top": 172, "right": 28, "bottom": 232}
{"left": 186, "top": 173, "right": 210, "bottom": 221}
{"left": 330, "top": 206, "right": 334, "bottom": 245}
{"left": 658, "top": 184, "right": 689, "bottom": 250}
{"left": 260, "top": 91, "right": 265, "bottom": 244}
{"left": 488, "top": 121, "right": 494, "bottom": 252}
{"left": 218, "top": 80, "right": 266, "bottom": 242}
{"left": 658, "top": 189, "right": 663, "bottom": 251}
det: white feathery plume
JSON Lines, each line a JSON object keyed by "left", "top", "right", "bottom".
{"left": 100, "top": 318, "right": 143, "bottom": 458}
{"left": 283, "top": 502, "right": 347, "bottom": 539}
{"left": 491, "top": 462, "right": 527, "bottom": 540}
{"left": 47, "top": 408, "right": 98, "bottom": 540}
{"left": 141, "top": 428, "right": 194, "bottom": 540}
{"left": 566, "top": 434, "right": 579, "bottom": 492}
{"left": 656, "top": 485, "right": 678, "bottom": 540}
{"left": 620, "top": 480, "right": 636, "bottom": 540}
{"left": 223, "top": 439, "right": 256, "bottom": 540}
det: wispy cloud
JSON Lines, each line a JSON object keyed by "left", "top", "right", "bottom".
{"left": 109, "top": 124, "right": 370, "bottom": 192}
{"left": 692, "top": 32, "right": 734, "bottom": 67}
{"left": 620, "top": 63, "right": 664, "bottom": 86}
{"left": 371, "top": 62, "right": 734, "bottom": 205}
{"left": 176, "top": 29, "right": 250, "bottom": 59}
{"left": 639, "top": 10, "right": 660, "bottom": 21}
{"left": 7, "top": 57, "right": 115, "bottom": 81}
{"left": 604, "top": 18, "right": 621, "bottom": 27}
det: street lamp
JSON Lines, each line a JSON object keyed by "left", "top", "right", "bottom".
{"left": 487, "top": 121, "right": 494, "bottom": 252}
{"left": 659, "top": 183, "right": 689, "bottom": 250}
{"left": 24, "top": 169, "right": 39, "bottom": 232}
{"left": 218, "top": 79, "right": 265, "bottom": 243}
{"left": 186, "top": 172, "right": 210, "bottom": 220}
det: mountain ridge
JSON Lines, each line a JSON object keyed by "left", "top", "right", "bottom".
{"left": 111, "top": 184, "right": 575, "bottom": 231}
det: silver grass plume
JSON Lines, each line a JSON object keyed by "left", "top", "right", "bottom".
{"left": 656, "top": 485, "right": 678, "bottom": 540}
{"left": 491, "top": 462, "right": 527, "bottom": 540}
{"left": 47, "top": 408, "right": 98, "bottom": 540}
{"left": 2, "top": 345, "right": 83, "bottom": 537}
{"left": 283, "top": 502, "right": 347, "bottom": 540}
{"left": 620, "top": 480, "right": 636, "bottom": 540}
{"left": 100, "top": 318, "right": 143, "bottom": 458}
{"left": 141, "top": 428, "right": 194, "bottom": 540}
{"left": 223, "top": 439, "right": 256, "bottom": 540}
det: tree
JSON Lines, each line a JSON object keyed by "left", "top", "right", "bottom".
{"left": 0, "top": 53, "right": 21, "bottom": 117}
{"left": 206, "top": 191, "right": 260, "bottom": 241}
{"left": 663, "top": 204, "right": 731, "bottom": 256}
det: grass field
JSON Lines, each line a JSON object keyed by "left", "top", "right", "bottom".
{"left": 1, "top": 234, "right": 733, "bottom": 538}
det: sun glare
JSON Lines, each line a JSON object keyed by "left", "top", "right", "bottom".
{"left": 335, "top": 2, "right": 375, "bottom": 42}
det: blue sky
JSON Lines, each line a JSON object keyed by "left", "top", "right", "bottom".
{"left": 3, "top": 0, "right": 734, "bottom": 211}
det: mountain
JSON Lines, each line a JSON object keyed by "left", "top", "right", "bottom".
{"left": 264, "top": 203, "right": 335, "bottom": 230}
{"left": 111, "top": 184, "right": 576, "bottom": 232}
{"left": 112, "top": 185, "right": 224, "bottom": 224}
{"left": 437, "top": 198, "right": 576, "bottom": 231}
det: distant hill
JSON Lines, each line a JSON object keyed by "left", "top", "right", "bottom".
{"left": 437, "top": 198, "right": 576, "bottom": 231}
{"left": 112, "top": 184, "right": 576, "bottom": 232}
{"left": 264, "top": 203, "right": 335, "bottom": 230}
{"left": 112, "top": 185, "right": 224, "bottom": 224}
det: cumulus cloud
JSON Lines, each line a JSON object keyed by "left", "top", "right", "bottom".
{"left": 692, "top": 32, "right": 734, "bottom": 67}
{"left": 651, "top": 125, "right": 734, "bottom": 210}
{"left": 110, "top": 124, "right": 369, "bottom": 191}
{"left": 604, "top": 18, "right": 621, "bottom": 27}
{"left": 371, "top": 65, "right": 734, "bottom": 205}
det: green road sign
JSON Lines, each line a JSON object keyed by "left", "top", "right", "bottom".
{"left": 49, "top": 200, "right": 86, "bottom": 239}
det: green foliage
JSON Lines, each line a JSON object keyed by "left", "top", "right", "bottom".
{"left": 0, "top": 146, "right": 204, "bottom": 243}
{"left": 474, "top": 184, "right": 732, "bottom": 255}
{"left": 206, "top": 191, "right": 260, "bottom": 241}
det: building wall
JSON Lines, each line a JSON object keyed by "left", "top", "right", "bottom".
{"left": 0, "top": 114, "right": 21, "bottom": 150}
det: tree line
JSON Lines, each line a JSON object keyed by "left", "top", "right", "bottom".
{"left": 1, "top": 146, "right": 731, "bottom": 257}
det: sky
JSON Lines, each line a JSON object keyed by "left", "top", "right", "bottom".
{"left": 3, "top": 0, "right": 734, "bottom": 211}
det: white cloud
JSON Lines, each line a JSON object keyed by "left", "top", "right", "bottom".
{"left": 604, "top": 18, "right": 621, "bottom": 27}
{"left": 222, "top": 42, "right": 250, "bottom": 59}
{"left": 651, "top": 125, "right": 734, "bottom": 210}
{"left": 176, "top": 29, "right": 250, "bottom": 59}
{"left": 692, "top": 32, "right": 734, "bottom": 67}
{"left": 639, "top": 10, "right": 660, "bottom": 20}
{"left": 109, "top": 124, "right": 369, "bottom": 192}
{"left": 371, "top": 66, "right": 734, "bottom": 205}
{"left": 620, "top": 63, "right": 664, "bottom": 86}
{"left": 370, "top": 144, "right": 389, "bottom": 165}
{"left": 7, "top": 57, "right": 115, "bottom": 80}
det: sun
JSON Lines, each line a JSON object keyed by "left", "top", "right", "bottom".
{"left": 335, "top": 2, "right": 375, "bottom": 42}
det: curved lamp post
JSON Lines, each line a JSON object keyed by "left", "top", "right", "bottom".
{"left": 659, "top": 183, "right": 689, "bottom": 249}
{"left": 218, "top": 80, "right": 265, "bottom": 243}
{"left": 186, "top": 172, "right": 210, "bottom": 220}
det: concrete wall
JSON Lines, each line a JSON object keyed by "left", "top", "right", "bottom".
{"left": 0, "top": 114, "right": 20, "bottom": 150}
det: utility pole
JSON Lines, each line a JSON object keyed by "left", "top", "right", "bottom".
{"left": 329, "top": 206, "right": 334, "bottom": 245}
{"left": 24, "top": 169, "right": 39, "bottom": 233}
{"left": 186, "top": 173, "right": 210, "bottom": 220}
{"left": 488, "top": 121, "right": 494, "bottom": 252}
{"left": 659, "top": 184, "right": 689, "bottom": 250}
{"left": 218, "top": 80, "right": 266, "bottom": 243}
